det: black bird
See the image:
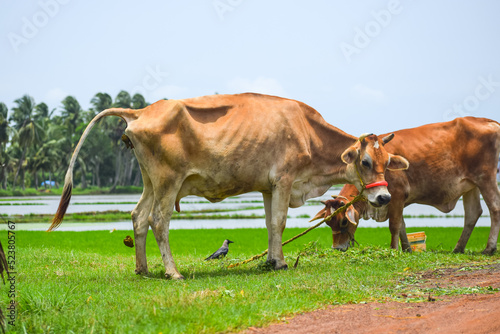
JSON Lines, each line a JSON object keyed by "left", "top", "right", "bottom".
{"left": 204, "top": 239, "right": 234, "bottom": 260}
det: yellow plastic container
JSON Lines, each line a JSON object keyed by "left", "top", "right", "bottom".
{"left": 407, "top": 231, "right": 426, "bottom": 252}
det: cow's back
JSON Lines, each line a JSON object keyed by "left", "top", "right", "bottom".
{"left": 125, "top": 93, "right": 332, "bottom": 201}
{"left": 384, "top": 117, "right": 500, "bottom": 209}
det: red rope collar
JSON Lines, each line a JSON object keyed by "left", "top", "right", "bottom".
{"left": 365, "top": 180, "right": 389, "bottom": 189}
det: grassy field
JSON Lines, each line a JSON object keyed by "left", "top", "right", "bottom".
{"left": 0, "top": 186, "right": 143, "bottom": 197}
{"left": 3, "top": 208, "right": 270, "bottom": 224}
{"left": 2, "top": 226, "right": 499, "bottom": 333}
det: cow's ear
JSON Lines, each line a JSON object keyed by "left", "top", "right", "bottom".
{"left": 346, "top": 205, "right": 358, "bottom": 226}
{"left": 309, "top": 208, "right": 326, "bottom": 222}
{"left": 387, "top": 154, "right": 409, "bottom": 171}
{"left": 341, "top": 146, "right": 359, "bottom": 164}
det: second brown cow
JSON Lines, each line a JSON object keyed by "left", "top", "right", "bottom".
{"left": 312, "top": 117, "right": 500, "bottom": 254}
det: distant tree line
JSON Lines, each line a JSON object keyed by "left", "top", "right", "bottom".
{"left": 0, "top": 91, "right": 152, "bottom": 191}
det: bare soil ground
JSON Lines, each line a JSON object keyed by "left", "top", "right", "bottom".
{"left": 245, "top": 263, "right": 500, "bottom": 334}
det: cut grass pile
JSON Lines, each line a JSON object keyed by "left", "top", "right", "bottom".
{"left": 2, "top": 226, "right": 499, "bottom": 333}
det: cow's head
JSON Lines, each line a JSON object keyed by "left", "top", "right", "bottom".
{"left": 341, "top": 133, "right": 408, "bottom": 208}
{"left": 310, "top": 196, "right": 359, "bottom": 251}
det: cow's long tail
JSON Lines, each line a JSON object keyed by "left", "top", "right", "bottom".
{"left": 47, "top": 108, "right": 138, "bottom": 232}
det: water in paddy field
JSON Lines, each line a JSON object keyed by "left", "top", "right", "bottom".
{"left": 0, "top": 187, "right": 494, "bottom": 231}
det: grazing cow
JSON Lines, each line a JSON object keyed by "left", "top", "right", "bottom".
{"left": 312, "top": 117, "right": 500, "bottom": 254}
{"left": 48, "top": 93, "right": 408, "bottom": 279}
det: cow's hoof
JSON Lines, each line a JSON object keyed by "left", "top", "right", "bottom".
{"left": 275, "top": 263, "right": 288, "bottom": 270}
{"left": 166, "top": 273, "right": 185, "bottom": 280}
{"left": 135, "top": 268, "right": 149, "bottom": 275}
{"left": 482, "top": 248, "right": 497, "bottom": 256}
{"left": 452, "top": 247, "right": 465, "bottom": 254}
{"left": 270, "top": 260, "right": 288, "bottom": 271}
{"left": 263, "top": 259, "right": 288, "bottom": 271}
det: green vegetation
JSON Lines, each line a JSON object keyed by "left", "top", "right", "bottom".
{"left": 3, "top": 206, "right": 269, "bottom": 223}
{"left": 0, "top": 203, "right": 45, "bottom": 206}
{"left": 4, "top": 210, "right": 475, "bottom": 224}
{"left": 0, "top": 92, "right": 149, "bottom": 194}
{"left": 3, "top": 227, "right": 499, "bottom": 333}
{"left": 0, "top": 198, "right": 43, "bottom": 202}
{"left": 0, "top": 185, "right": 143, "bottom": 197}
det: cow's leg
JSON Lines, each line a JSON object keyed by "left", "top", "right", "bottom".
{"left": 131, "top": 167, "right": 154, "bottom": 274}
{"left": 264, "top": 186, "right": 290, "bottom": 270}
{"left": 263, "top": 191, "right": 273, "bottom": 236}
{"left": 453, "top": 187, "right": 483, "bottom": 253}
{"left": 388, "top": 204, "right": 405, "bottom": 250}
{"left": 150, "top": 181, "right": 184, "bottom": 280}
{"left": 478, "top": 182, "right": 500, "bottom": 255}
{"left": 399, "top": 218, "right": 411, "bottom": 252}
{"left": 388, "top": 221, "right": 400, "bottom": 250}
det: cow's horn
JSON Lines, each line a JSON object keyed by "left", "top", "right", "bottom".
{"left": 358, "top": 133, "right": 373, "bottom": 143}
{"left": 382, "top": 133, "right": 395, "bottom": 145}
{"left": 331, "top": 195, "right": 349, "bottom": 202}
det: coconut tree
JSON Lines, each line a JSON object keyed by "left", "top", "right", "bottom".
{"left": 104, "top": 91, "right": 133, "bottom": 190}
{"left": 113, "top": 90, "right": 132, "bottom": 109}
{"left": 89, "top": 92, "right": 113, "bottom": 120}
{"left": 0, "top": 103, "right": 11, "bottom": 152}
{"left": 60, "top": 96, "right": 91, "bottom": 187}
{"left": 87, "top": 92, "right": 115, "bottom": 187}
{"left": 60, "top": 96, "right": 83, "bottom": 143}
{"left": 132, "top": 93, "right": 148, "bottom": 109}
{"left": 9, "top": 95, "right": 45, "bottom": 190}
{"left": 43, "top": 122, "right": 68, "bottom": 188}
{"left": 0, "top": 103, "right": 15, "bottom": 189}
{"left": 120, "top": 93, "right": 149, "bottom": 185}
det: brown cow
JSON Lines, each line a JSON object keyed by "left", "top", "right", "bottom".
{"left": 312, "top": 117, "right": 500, "bottom": 254}
{"left": 48, "top": 93, "right": 408, "bottom": 279}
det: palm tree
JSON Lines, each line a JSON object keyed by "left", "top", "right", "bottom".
{"left": 34, "top": 102, "right": 52, "bottom": 121}
{"left": 60, "top": 96, "right": 91, "bottom": 187}
{"left": 87, "top": 92, "right": 115, "bottom": 187}
{"left": 9, "top": 95, "right": 45, "bottom": 190}
{"left": 113, "top": 90, "right": 132, "bottom": 109}
{"left": 132, "top": 93, "right": 148, "bottom": 109}
{"left": 123, "top": 93, "right": 149, "bottom": 185}
{"left": 43, "top": 122, "right": 68, "bottom": 188}
{"left": 105, "top": 91, "right": 133, "bottom": 190}
{"left": 0, "top": 103, "right": 11, "bottom": 157}
{"left": 89, "top": 92, "right": 112, "bottom": 120}
{"left": 60, "top": 96, "right": 82, "bottom": 143}
{"left": 0, "top": 103, "right": 14, "bottom": 189}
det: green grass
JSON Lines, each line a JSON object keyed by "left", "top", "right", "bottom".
{"left": 0, "top": 199, "right": 44, "bottom": 202}
{"left": 73, "top": 201, "right": 139, "bottom": 205}
{"left": 0, "top": 185, "right": 143, "bottom": 197}
{"left": 2, "top": 208, "right": 269, "bottom": 224}
{"left": 0, "top": 203, "right": 46, "bottom": 206}
{"left": 2, "top": 227, "right": 499, "bottom": 333}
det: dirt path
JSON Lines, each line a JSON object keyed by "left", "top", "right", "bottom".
{"left": 245, "top": 263, "right": 500, "bottom": 334}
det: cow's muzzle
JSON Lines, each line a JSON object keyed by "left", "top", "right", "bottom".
{"left": 332, "top": 229, "right": 358, "bottom": 251}
{"left": 375, "top": 193, "right": 391, "bottom": 206}
{"left": 365, "top": 182, "right": 391, "bottom": 208}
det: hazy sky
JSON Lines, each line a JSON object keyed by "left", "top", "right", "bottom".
{"left": 2, "top": 0, "right": 499, "bottom": 135}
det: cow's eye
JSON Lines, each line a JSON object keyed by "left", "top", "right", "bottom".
{"left": 361, "top": 160, "right": 371, "bottom": 168}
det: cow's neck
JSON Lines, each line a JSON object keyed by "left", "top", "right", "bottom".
{"left": 309, "top": 120, "right": 357, "bottom": 185}
{"left": 288, "top": 121, "right": 358, "bottom": 208}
